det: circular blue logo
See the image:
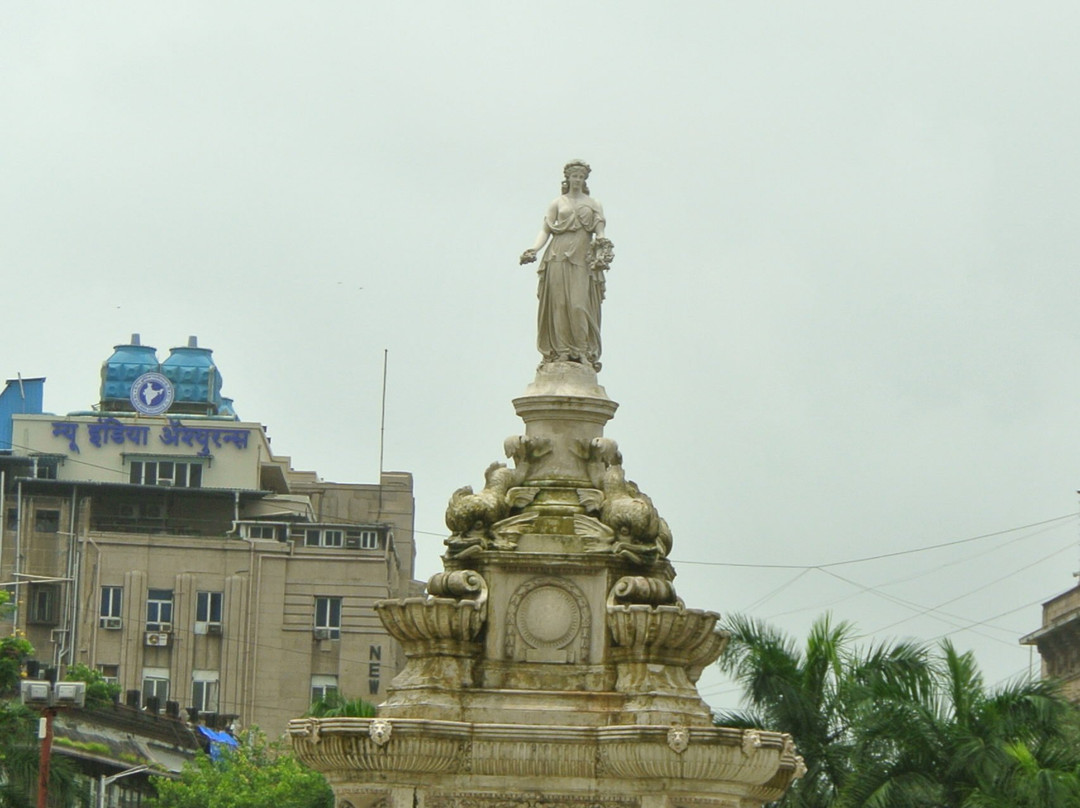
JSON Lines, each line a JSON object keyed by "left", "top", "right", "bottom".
{"left": 130, "top": 372, "right": 174, "bottom": 415}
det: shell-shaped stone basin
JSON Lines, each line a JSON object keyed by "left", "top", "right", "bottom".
{"left": 375, "top": 596, "right": 486, "bottom": 643}
{"left": 600, "top": 726, "right": 791, "bottom": 786}
{"left": 289, "top": 717, "right": 466, "bottom": 774}
{"left": 607, "top": 604, "right": 730, "bottom": 671}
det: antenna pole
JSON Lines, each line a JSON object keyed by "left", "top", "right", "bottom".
{"left": 379, "top": 350, "right": 388, "bottom": 478}
{"left": 377, "top": 350, "right": 388, "bottom": 520}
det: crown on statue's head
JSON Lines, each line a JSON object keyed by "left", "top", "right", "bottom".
{"left": 563, "top": 160, "right": 591, "bottom": 178}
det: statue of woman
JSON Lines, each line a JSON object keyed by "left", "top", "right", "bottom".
{"left": 520, "top": 160, "right": 614, "bottom": 371}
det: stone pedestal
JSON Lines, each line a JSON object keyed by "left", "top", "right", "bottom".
{"left": 292, "top": 362, "right": 804, "bottom": 808}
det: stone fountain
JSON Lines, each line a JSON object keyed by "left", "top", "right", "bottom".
{"left": 290, "top": 162, "right": 803, "bottom": 808}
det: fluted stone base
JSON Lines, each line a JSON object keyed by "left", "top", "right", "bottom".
{"left": 290, "top": 718, "right": 803, "bottom": 808}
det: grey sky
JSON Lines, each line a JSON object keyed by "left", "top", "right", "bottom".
{"left": 3, "top": 3, "right": 1080, "bottom": 710}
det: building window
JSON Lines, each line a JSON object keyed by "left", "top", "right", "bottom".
{"left": 195, "top": 591, "right": 223, "bottom": 633}
{"left": 129, "top": 460, "right": 203, "bottom": 488}
{"left": 313, "top": 596, "right": 341, "bottom": 640}
{"left": 242, "top": 524, "right": 280, "bottom": 540}
{"left": 6, "top": 508, "right": 17, "bottom": 531}
{"left": 310, "top": 675, "right": 338, "bottom": 704}
{"left": 100, "top": 586, "right": 123, "bottom": 628}
{"left": 34, "top": 460, "right": 57, "bottom": 480}
{"left": 27, "top": 584, "right": 59, "bottom": 625}
{"left": 146, "top": 589, "right": 173, "bottom": 631}
{"left": 97, "top": 664, "right": 119, "bottom": 686}
{"left": 142, "top": 668, "right": 169, "bottom": 708}
{"left": 118, "top": 502, "right": 165, "bottom": 522}
{"left": 344, "top": 529, "right": 380, "bottom": 550}
{"left": 191, "top": 670, "right": 219, "bottom": 713}
{"left": 34, "top": 509, "right": 60, "bottom": 533}
{"left": 305, "top": 529, "right": 345, "bottom": 548}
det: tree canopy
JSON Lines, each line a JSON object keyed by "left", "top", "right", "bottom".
{"left": 0, "top": 700, "right": 91, "bottom": 807}
{"left": 148, "top": 727, "right": 332, "bottom": 808}
{"left": 718, "top": 613, "right": 1080, "bottom": 808}
{"left": 63, "top": 662, "right": 121, "bottom": 708}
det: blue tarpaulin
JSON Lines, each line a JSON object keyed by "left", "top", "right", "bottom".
{"left": 195, "top": 725, "right": 239, "bottom": 760}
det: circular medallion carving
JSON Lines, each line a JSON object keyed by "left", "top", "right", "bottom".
{"left": 516, "top": 586, "right": 581, "bottom": 649}
{"left": 504, "top": 576, "right": 592, "bottom": 663}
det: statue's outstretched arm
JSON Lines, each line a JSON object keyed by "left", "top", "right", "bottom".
{"left": 520, "top": 201, "right": 557, "bottom": 264}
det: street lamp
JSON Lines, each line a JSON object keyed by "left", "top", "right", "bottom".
{"left": 20, "top": 679, "right": 86, "bottom": 808}
{"left": 98, "top": 764, "right": 150, "bottom": 808}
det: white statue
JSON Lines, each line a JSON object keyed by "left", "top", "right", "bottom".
{"left": 520, "top": 160, "right": 614, "bottom": 371}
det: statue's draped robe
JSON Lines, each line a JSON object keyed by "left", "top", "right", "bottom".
{"left": 536, "top": 195, "right": 605, "bottom": 366}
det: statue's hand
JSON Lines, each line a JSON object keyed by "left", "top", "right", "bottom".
{"left": 519, "top": 249, "right": 538, "bottom": 265}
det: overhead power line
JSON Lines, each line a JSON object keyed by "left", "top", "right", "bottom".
{"left": 671, "top": 512, "right": 1078, "bottom": 570}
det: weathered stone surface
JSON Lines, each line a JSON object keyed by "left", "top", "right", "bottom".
{"left": 290, "top": 718, "right": 803, "bottom": 805}
{"left": 292, "top": 163, "right": 800, "bottom": 807}
{"left": 519, "top": 160, "right": 613, "bottom": 372}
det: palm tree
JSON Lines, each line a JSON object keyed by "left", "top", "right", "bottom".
{"left": 720, "top": 613, "right": 1080, "bottom": 808}
{"left": 716, "top": 613, "right": 931, "bottom": 808}
{"left": 305, "top": 692, "right": 377, "bottom": 718}
{"left": 838, "top": 640, "right": 1080, "bottom": 808}
{"left": 0, "top": 701, "right": 91, "bottom": 808}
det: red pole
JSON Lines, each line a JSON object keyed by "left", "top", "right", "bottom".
{"left": 37, "top": 707, "right": 54, "bottom": 808}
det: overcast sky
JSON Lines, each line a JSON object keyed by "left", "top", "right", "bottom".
{"left": 4, "top": 3, "right": 1080, "bottom": 711}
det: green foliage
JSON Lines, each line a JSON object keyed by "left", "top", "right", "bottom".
{"left": 0, "top": 591, "right": 34, "bottom": 697}
{"left": 305, "top": 692, "right": 376, "bottom": 718}
{"left": 63, "top": 662, "right": 121, "bottom": 707}
{"left": 148, "top": 727, "right": 333, "bottom": 808}
{"left": 53, "top": 737, "right": 112, "bottom": 756}
{"left": 719, "top": 614, "right": 1080, "bottom": 808}
{"left": 0, "top": 700, "right": 91, "bottom": 808}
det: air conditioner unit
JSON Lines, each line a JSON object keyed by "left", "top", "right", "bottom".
{"left": 207, "top": 623, "right": 223, "bottom": 636}
{"left": 54, "top": 682, "right": 86, "bottom": 707}
{"left": 101, "top": 617, "right": 122, "bottom": 630}
{"left": 145, "top": 632, "right": 170, "bottom": 647}
{"left": 313, "top": 628, "right": 332, "bottom": 640}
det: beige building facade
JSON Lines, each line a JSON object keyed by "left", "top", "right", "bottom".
{"left": 1022, "top": 582, "right": 1080, "bottom": 704}
{"left": 0, "top": 337, "right": 416, "bottom": 738}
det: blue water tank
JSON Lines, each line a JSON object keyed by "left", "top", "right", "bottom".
{"left": 218, "top": 397, "right": 239, "bottom": 419}
{"left": 162, "top": 336, "right": 223, "bottom": 412}
{"left": 0, "top": 377, "right": 45, "bottom": 450}
{"left": 100, "top": 334, "right": 160, "bottom": 406}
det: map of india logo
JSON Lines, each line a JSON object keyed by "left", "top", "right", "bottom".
{"left": 130, "top": 372, "right": 175, "bottom": 415}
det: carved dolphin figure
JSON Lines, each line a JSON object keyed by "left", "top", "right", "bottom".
{"left": 599, "top": 463, "right": 661, "bottom": 545}
{"left": 445, "top": 461, "right": 515, "bottom": 537}
{"left": 583, "top": 437, "right": 622, "bottom": 488}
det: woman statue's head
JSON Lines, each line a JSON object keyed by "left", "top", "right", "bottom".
{"left": 561, "top": 160, "right": 591, "bottom": 195}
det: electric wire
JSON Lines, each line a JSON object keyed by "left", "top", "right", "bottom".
{"left": 867, "top": 539, "right": 1075, "bottom": 636}
{"left": 760, "top": 519, "right": 1072, "bottom": 621}
{"left": 669, "top": 512, "right": 1077, "bottom": 570}
{"left": 817, "top": 567, "right": 1026, "bottom": 649}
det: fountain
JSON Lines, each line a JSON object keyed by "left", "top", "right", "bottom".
{"left": 290, "top": 162, "right": 803, "bottom": 808}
